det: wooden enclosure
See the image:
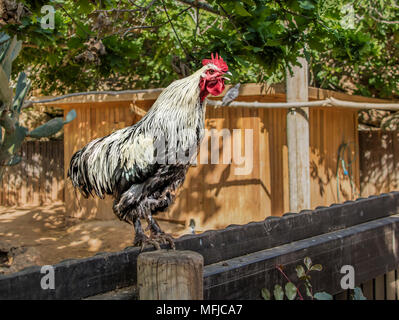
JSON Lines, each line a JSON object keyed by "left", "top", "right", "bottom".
{"left": 0, "top": 140, "right": 64, "bottom": 206}
{"left": 38, "top": 83, "right": 389, "bottom": 230}
{"left": 1, "top": 192, "right": 398, "bottom": 300}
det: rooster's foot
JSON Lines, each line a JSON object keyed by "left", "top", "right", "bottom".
{"left": 134, "top": 235, "right": 162, "bottom": 252}
{"left": 133, "top": 232, "right": 175, "bottom": 251}
{"left": 133, "top": 233, "right": 149, "bottom": 251}
{"left": 149, "top": 232, "right": 176, "bottom": 250}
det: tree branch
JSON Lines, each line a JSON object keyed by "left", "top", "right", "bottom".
{"left": 370, "top": 15, "right": 399, "bottom": 24}
{"left": 128, "top": 0, "right": 158, "bottom": 10}
{"left": 60, "top": 5, "right": 91, "bottom": 39}
{"left": 177, "top": 0, "right": 219, "bottom": 15}
{"left": 161, "top": 0, "right": 193, "bottom": 59}
{"left": 102, "top": 6, "right": 192, "bottom": 39}
{"left": 94, "top": 8, "right": 142, "bottom": 13}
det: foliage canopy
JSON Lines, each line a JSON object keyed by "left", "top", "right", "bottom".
{"left": 3, "top": 0, "right": 399, "bottom": 98}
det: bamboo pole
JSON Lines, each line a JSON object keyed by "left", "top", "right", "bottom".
{"left": 28, "top": 93, "right": 399, "bottom": 110}
{"left": 137, "top": 250, "right": 204, "bottom": 300}
{"left": 27, "top": 88, "right": 399, "bottom": 110}
{"left": 327, "top": 97, "right": 399, "bottom": 110}
{"left": 207, "top": 99, "right": 330, "bottom": 108}
{"left": 23, "top": 88, "right": 164, "bottom": 108}
{"left": 207, "top": 97, "right": 399, "bottom": 110}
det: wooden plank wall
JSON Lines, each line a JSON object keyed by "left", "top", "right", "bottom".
{"left": 359, "top": 131, "right": 399, "bottom": 197}
{"left": 310, "top": 107, "right": 360, "bottom": 208}
{"left": 167, "top": 104, "right": 289, "bottom": 229}
{"left": 62, "top": 96, "right": 359, "bottom": 230}
{"left": 0, "top": 140, "right": 64, "bottom": 206}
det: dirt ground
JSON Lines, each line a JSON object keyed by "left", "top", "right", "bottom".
{"left": 0, "top": 203, "right": 188, "bottom": 274}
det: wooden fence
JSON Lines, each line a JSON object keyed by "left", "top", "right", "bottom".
{"left": 0, "top": 140, "right": 64, "bottom": 206}
{"left": 0, "top": 192, "right": 398, "bottom": 300}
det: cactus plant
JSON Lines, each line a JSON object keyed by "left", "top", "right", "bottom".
{"left": 0, "top": 33, "right": 76, "bottom": 180}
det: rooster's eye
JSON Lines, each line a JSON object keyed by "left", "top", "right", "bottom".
{"left": 209, "top": 70, "right": 214, "bottom": 74}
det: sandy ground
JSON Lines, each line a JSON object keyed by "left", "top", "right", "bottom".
{"left": 0, "top": 203, "right": 188, "bottom": 274}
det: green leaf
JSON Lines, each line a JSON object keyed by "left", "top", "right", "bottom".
{"left": 0, "top": 33, "right": 10, "bottom": 45}
{"left": 285, "top": 282, "right": 297, "bottom": 300}
{"left": 304, "top": 257, "right": 312, "bottom": 270}
{"left": 296, "top": 265, "right": 305, "bottom": 278}
{"left": 314, "top": 292, "right": 333, "bottom": 300}
{"left": 353, "top": 287, "right": 367, "bottom": 300}
{"left": 78, "top": 0, "right": 93, "bottom": 14}
{"left": 261, "top": 288, "right": 271, "bottom": 300}
{"left": 67, "top": 37, "right": 82, "bottom": 49}
{"left": 299, "top": 0, "right": 315, "bottom": 10}
{"left": 28, "top": 118, "right": 65, "bottom": 138}
{"left": 242, "top": 0, "right": 256, "bottom": 6}
{"left": 28, "top": 108, "right": 76, "bottom": 138}
{"left": 273, "top": 284, "right": 284, "bottom": 300}
{"left": 234, "top": 2, "right": 251, "bottom": 17}
{"left": 310, "top": 264, "right": 323, "bottom": 272}
{"left": 0, "top": 124, "right": 28, "bottom": 162}
{"left": 268, "top": 39, "right": 283, "bottom": 47}
{"left": 0, "top": 36, "right": 21, "bottom": 80}
{"left": 0, "top": 67, "right": 12, "bottom": 107}
{"left": 12, "top": 72, "right": 31, "bottom": 113}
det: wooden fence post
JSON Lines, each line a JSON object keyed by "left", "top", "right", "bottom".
{"left": 137, "top": 250, "right": 203, "bottom": 300}
{"left": 286, "top": 56, "right": 311, "bottom": 212}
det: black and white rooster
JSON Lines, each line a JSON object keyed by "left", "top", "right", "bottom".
{"left": 68, "top": 54, "right": 230, "bottom": 249}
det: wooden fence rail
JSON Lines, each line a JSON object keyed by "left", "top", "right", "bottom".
{"left": 0, "top": 192, "right": 398, "bottom": 300}
{"left": 0, "top": 140, "right": 64, "bottom": 206}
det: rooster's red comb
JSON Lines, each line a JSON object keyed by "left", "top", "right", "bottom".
{"left": 202, "top": 53, "right": 228, "bottom": 72}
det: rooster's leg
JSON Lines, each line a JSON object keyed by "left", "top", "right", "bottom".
{"left": 146, "top": 214, "right": 176, "bottom": 250}
{"left": 132, "top": 216, "right": 174, "bottom": 251}
{"left": 133, "top": 217, "right": 149, "bottom": 248}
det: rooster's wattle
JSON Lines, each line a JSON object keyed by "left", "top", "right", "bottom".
{"left": 68, "top": 54, "right": 230, "bottom": 249}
